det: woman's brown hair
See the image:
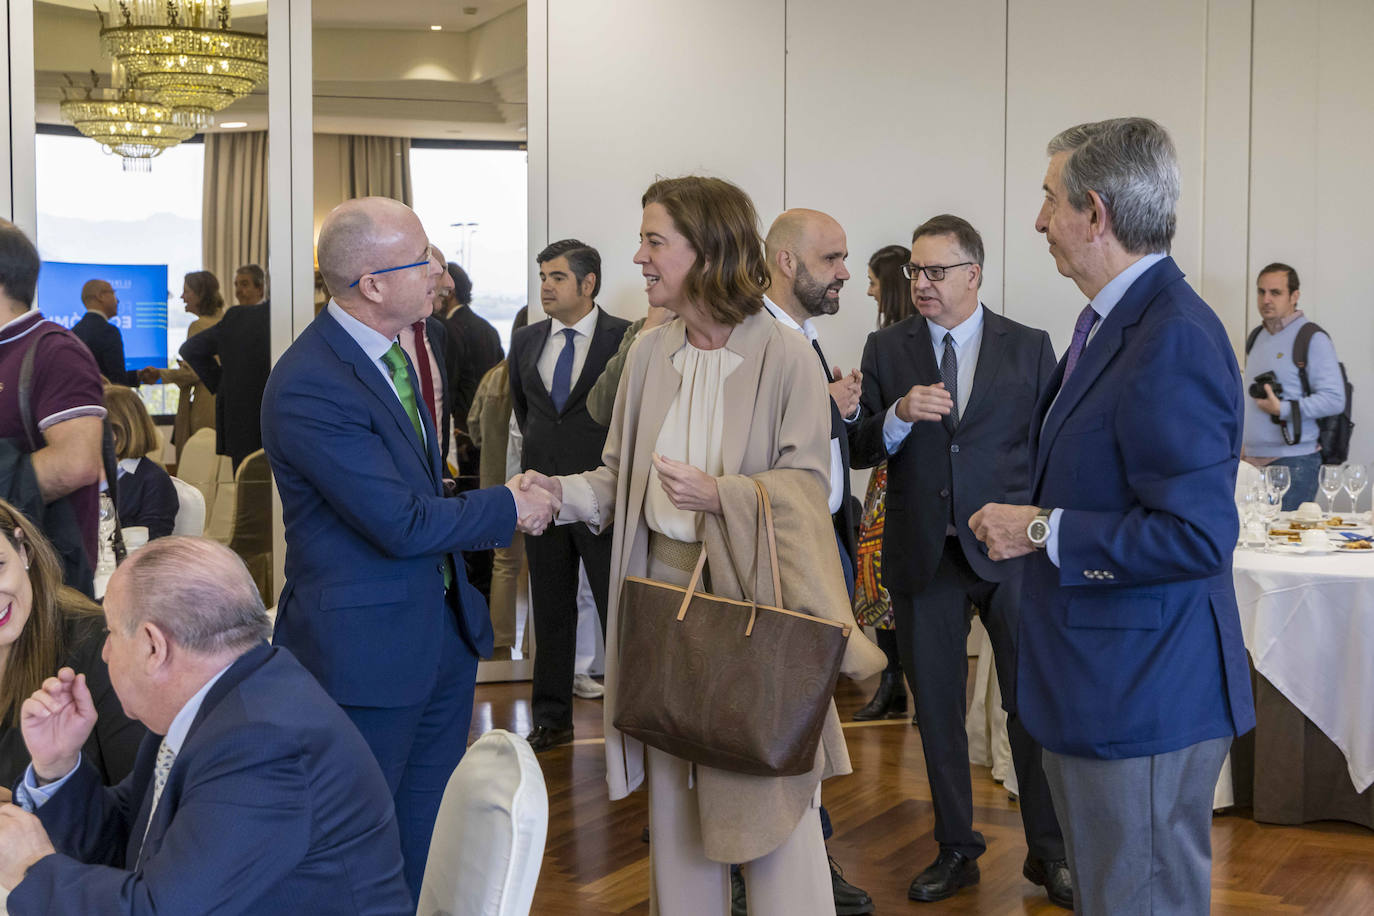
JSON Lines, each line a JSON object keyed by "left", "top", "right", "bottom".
{"left": 641, "top": 176, "right": 770, "bottom": 326}
{"left": 869, "top": 244, "right": 915, "bottom": 329}
{"left": 105, "top": 384, "right": 160, "bottom": 460}
{"left": 184, "top": 270, "right": 224, "bottom": 317}
{"left": 0, "top": 500, "right": 100, "bottom": 726}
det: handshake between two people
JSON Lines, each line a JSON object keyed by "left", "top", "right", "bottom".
{"left": 504, "top": 472, "right": 563, "bottom": 536}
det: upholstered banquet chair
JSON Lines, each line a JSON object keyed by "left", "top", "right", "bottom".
{"left": 175, "top": 427, "right": 220, "bottom": 509}
{"left": 416, "top": 729, "right": 548, "bottom": 916}
{"left": 169, "top": 476, "right": 206, "bottom": 537}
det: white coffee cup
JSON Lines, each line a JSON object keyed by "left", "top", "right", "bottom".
{"left": 122, "top": 526, "right": 149, "bottom": 551}
{"left": 1299, "top": 529, "right": 1327, "bottom": 550}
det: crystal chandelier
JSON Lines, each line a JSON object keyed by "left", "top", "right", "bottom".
{"left": 59, "top": 72, "right": 197, "bottom": 172}
{"left": 100, "top": 1, "right": 268, "bottom": 130}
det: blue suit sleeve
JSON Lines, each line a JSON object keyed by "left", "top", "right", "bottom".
{"left": 267, "top": 370, "right": 516, "bottom": 556}
{"left": 1057, "top": 317, "right": 1241, "bottom": 587}
{"left": 1297, "top": 330, "right": 1345, "bottom": 421}
{"left": 15, "top": 726, "right": 319, "bottom": 916}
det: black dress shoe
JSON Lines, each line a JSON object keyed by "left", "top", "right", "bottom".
{"left": 852, "top": 670, "right": 909, "bottom": 721}
{"left": 730, "top": 864, "right": 747, "bottom": 916}
{"left": 908, "top": 849, "right": 980, "bottom": 902}
{"left": 1023, "top": 855, "right": 1074, "bottom": 910}
{"left": 829, "top": 856, "right": 875, "bottom": 915}
{"left": 526, "top": 725, "right": 574, "bottom": 753}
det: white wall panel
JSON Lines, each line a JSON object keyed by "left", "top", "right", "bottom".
{"left": 540, "top": 0, "right": 786, "bottom": 320}
{"left": 1201, "top": 0, "right": 1253, "bottom": 352}
{"left": 782, "top": 0, "right": 1007, "bottom": 379}
{"left": 1004, "top": 0, "right": 1208, "bottom": 354}
{"left": 1250, "top": 0, "right": 1374, "bottom": 470}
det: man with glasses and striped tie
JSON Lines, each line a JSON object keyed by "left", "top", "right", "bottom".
{"left": 849, "top": 214, "right": 1070, "bottom": 908}
{"left": 261, "top": 196, "right": 559, "bottom": 901}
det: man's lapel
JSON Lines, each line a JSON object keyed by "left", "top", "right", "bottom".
{"left": 316, "top": 309, "right": 431, "bottom": 473}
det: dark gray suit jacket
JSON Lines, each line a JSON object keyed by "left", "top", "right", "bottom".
{"left": 848, "top": 306, "right": 1056, "bottom": 593}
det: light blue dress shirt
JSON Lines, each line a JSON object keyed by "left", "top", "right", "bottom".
{"left": 1044, "top": 253, "right": 1166, "bottom": 567}
{"left": 881, "top": 304, "right": 985, "bottom": 453}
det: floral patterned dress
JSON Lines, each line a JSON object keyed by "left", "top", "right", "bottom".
{"left": 852, "top": 461, "right": 894, "bottom": 629}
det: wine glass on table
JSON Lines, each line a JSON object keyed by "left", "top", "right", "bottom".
{"left": 1343, "top": 463, "right": 1369, "bottom": 522}
{"left": 1235, "top": 484, "right": 1260, "bottom": 548}
{"left": 1319, "top": 465, "right": 1344, "bottom": 515}
{"left": 1265, "top": 465, "right": 1292, "bottom": 514}
{"left": 1256, "top": 483, "right": 1284, "bottom": 551}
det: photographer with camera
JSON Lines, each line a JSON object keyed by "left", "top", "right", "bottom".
{"left": 1242, "top": 263, "right": 1346, "bottom": 509}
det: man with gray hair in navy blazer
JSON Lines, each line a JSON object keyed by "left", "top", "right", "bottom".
{"left": 972, "top": 117, "right": 1255, "bottom": 915}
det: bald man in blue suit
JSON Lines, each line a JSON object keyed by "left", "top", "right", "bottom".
{"left": 261, "top": 197, "right": 559, "bottom": 899}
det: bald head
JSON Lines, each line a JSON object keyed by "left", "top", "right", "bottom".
{"left": 81, "top": 279, "right": 117, "bottom": 318}
{"left": 317, "top": 197, "right": 439, "bottom": 336}
{"left": 763, "top": 208, "right": 850, "bottom": 318}
{"left": 110, "top": 536, "right": 271, "bottom": 656}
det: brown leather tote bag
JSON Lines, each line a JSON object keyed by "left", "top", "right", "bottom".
{"left": 613, "top": 479, "right": 851, "bottom": 777}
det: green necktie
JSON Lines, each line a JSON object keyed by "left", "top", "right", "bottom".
{"left": 382, "top": 342, "right": 453, "bottom": 591}
{"left": 381, "top": 342, "right": 425, "bottom": 445}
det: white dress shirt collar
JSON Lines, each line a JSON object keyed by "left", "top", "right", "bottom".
{"left": 762, "top": 296, "right": 819, "bottom": 343}
{"left": 550, "top": 303, "right": 600, "bottom": 339}
{"left": 1088, "top": 252, "right": 1167, "bottom": 324}
{"left": 926, "top": 302, "right": 984, "bottom": 350}
{"left": 162, "top": 659, "right": 236, "bottom": 756}
{"left": 327, "top": 300, "right": 396, "bottom": 363}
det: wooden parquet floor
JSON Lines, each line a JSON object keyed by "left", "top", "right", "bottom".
{"left": 469, "top": 674, "right": 1374, "bottom": 915}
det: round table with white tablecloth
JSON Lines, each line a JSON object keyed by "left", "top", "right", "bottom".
{"left": 1227, "top": 536, "right": 1374, "bottom": 827}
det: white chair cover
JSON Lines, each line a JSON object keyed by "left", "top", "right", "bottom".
{"left": 416, "top": 729, "right": 548, "bottom": 916}
{"left": 176, "top": 428, "right": 219, "bottom": 509}
{"left": 169, "top": 476, "right": 206, "bottom": 537}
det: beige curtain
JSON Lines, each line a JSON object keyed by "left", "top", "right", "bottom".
{"left": 202, "top": 131, "right": 269, "bottom": 295}
{"left": 341, "top": 135, "right": 412, "bottom": 206}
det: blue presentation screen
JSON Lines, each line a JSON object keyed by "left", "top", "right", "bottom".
{"left": 36, "top": 261, "right": 169, "bottom": 371}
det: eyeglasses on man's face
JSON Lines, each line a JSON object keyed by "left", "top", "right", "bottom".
{"left": 348, "top": 245, "right": 436, "bottom": 288}
{"left": 901, "top": 261, "right": 974, "bottom": 282}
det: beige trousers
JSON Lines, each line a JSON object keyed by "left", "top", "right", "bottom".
{"left": 642, "top": 545, "right": 835, "bottom": 916}
{"left": 488, "top": 532, "right": 523, "bottom": 649}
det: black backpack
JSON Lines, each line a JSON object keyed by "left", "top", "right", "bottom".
{"left": 1245, "top": 321, "right": 1355, "bottom": 465}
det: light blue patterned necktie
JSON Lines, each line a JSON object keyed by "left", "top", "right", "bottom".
{"left": 137, "top": 739, "right": 177, "bottom": 866}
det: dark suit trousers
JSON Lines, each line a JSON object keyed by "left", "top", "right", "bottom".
{"left": 341, "top": 597, "right": 479, "bottom": 902}
{"left": 890, "top": 537, "right": 1063, "bottom": 861}
{"left": 527, "top": 522, "right": 612, "bottom": 728}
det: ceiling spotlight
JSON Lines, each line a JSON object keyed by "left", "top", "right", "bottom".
{"left": 430, "top": 24, "right": 442, "bottom": 31}
{"left": 219, "top": 121, "right": 248, "bottom": 128}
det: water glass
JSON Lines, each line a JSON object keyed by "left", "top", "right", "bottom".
{"left": 1264, "top": 464, "right": 1292, "bottom": 506}
{"left": 1319, "top": 465, "right": 1344, "bottom": 513}
{"left": 1344, "top": 463, "right": 1369, "bottom": 519}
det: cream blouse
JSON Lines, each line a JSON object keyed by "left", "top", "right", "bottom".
{"left": 643, "top": 342, "right": 744, "bottom": 542}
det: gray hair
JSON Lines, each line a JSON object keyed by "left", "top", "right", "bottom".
{"left": 114, "top": 537, "right": 271, "bottom": 654}
{"left": 1047, "top": 117, "right": 1179, "bottom": 255}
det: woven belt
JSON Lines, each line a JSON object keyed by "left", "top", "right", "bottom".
{"left": 649, "top": 532, "right": 702, "bottom": 573}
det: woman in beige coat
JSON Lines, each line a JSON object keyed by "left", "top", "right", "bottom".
{"left": 522, "top": 177, "right": 883, "bottom": 915}
{"left": 149, "top": 271, "right": 222, "bottom": 459}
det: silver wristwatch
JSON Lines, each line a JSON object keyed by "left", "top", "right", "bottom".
{"left": 1026, "top": 508, "right": 1053, "bottom": 549}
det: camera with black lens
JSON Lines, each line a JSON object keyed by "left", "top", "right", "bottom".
{"left": 1249, "top": 370, "right": 1283, "bottom": 400}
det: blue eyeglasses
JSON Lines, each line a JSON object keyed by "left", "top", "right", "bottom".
{"left": 348, "top": 245, "right": 435, "bottom": 288}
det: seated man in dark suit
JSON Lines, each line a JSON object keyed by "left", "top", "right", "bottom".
{"left": 179, "top": 266, "right": 271, "bottom": 469}
{"left": 70, "top": 279, "right": 139, "bottom": 386}
{"left": 0, "top": 536, "right": 413, "bottom": 914}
